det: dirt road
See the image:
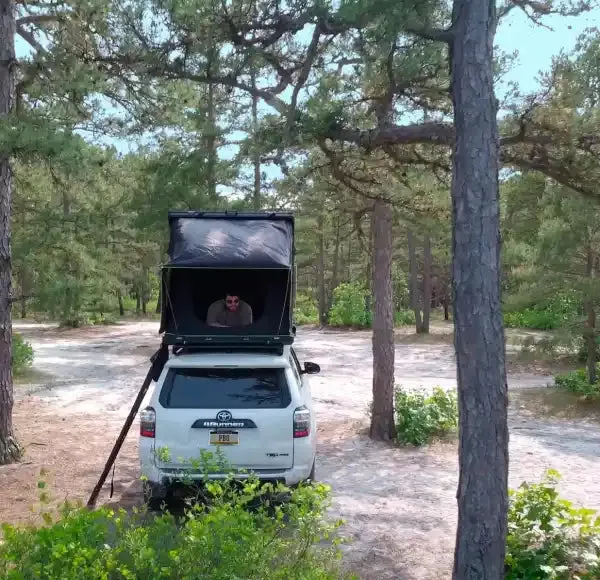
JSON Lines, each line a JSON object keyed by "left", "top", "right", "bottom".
{"left": 3, "top": 321, "right": 600, "bottom": 579}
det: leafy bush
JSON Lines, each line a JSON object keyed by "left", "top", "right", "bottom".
{"left": 554, "top": 367, "right": 600, "bottom": 397}
{"left": 0, "top": 472, "right": 347, "bottom": 579}
{"left": 328, "top": 282, "right": 371, "bottom": 328}
{"left": 504, "top": 293, "right": 581, "bottom": 331}
{"left": 394, "top": 387, "right": 458, "bottom": 446}
{"left": 504, "top": 308, "right": 562, "bottom": 330}
{"left": 506, "top": 469, "right": 600, "bottom": 579}
{"left": 12, "top": 333, "right": 34, "bottom": 376}
{"left": 394, "top": 310, "right": 415, "bottom": 326}
{"left": 294, "top": 292, "right": 319, "bottom": 325}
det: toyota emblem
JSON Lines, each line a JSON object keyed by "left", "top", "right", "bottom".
{"left": 216, "top": 410, "right": 232, "bottom": 422}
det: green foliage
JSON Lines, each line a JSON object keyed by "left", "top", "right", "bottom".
{"left": 394, "top": 310, "right": 415, "bottom": 326}
{"left": 394, "top": 387, "right": 458, "bottom": 446}
{"left": 328, "top": 283, "right": 371, "bottom": 328}
{"left": 504, "top": 294, "right": 581, "bottom": 330}
{"left": 294, "top": 292, "right": 319, "bottom": 325}
{"left": 554, "top": 367, "right": 600, "bottom": 397}
{"left": 506, "top": 469, "right": 600, "bottom": 579}
{"left": 12, "top": 333, "right": 34, "bottom": 376}
{"left": 0, "top": 474, "right": 347, "bottom": 579}
{"left": 504, "top": 309, "right": 563, "bottom": 330}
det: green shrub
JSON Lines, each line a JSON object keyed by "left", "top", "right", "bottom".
{"left": 506, "top": 469, "right": 600, "bottom": 579}
{"left": 12, "top": 333, "right": 34, "bottom": 376}
{"left": 394, "top": 387, "right": 458, "bottom": 446}
{"left": 394, "top": 310, "right": 415, "bottom": 326}
{"left": 504, "top": 308, "right": 562, "bottom": 330}
{"left": 0, "top": 473, "right": 347, "bottom": 579}
{"left": 504, "top": 293, "right": 581, "bottom": 331}
{"left": 294, "top": 292, "right": 319, "bottom": 325}
{"left": 554, "top": 367, "right": 600, "bottom": 397}
{"left": 328, "top": 282, "right": 371, "bottom": 328}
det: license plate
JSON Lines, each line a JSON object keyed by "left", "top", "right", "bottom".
{"left": 209, "top": 431, "right": 239, "bottom": 445}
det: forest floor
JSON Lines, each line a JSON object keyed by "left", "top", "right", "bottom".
{"left": 2, "top": 321, "right": 600, "bottom": 579}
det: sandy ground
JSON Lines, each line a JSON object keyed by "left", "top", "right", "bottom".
{"left": 2, "top": 321, "right": 600, "bottom": 579}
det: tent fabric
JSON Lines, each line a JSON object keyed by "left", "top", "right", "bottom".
{"left": 159, "top": 268, "right": 293, "bottom": 340}
{"left": 166, "top": 214, "right": 294, "bottom": 269}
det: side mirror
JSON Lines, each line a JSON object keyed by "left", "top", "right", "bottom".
{"left": 302, "top": 361, "right": 321, "bottom": 375}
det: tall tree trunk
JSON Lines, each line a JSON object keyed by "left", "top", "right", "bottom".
{"left": 251, "top": 64, "right": 261, "bottom": 210}
{"left": 117, "top": 290, "right": 125, "bottom": 317}
{"left": 206, "top": 45, "right": 217, "bottom": 200}
{"left": 451, "top": 1, "right": 509, "bottom": 578}
{"left": 0, "top": 0, "right": 20, "bottom": 465}
{"left": 155, "top": 282, "right": 162, "bottom": 314}
{"left": 585, "top": 247, "right": 596, "bottom": 384}
{"left": 443, "top": 300, "right": 450, "bottom": 321}
{"left": 370, "top": 198, "right": 395, "bottom": 441}
{"left": 407, "top": 231, "right": 423, "bottom": 332}
{"left": 329, "top": 215, "right": 341, "bottom": 311}
{"left": 422, "top": 234, "right": 432, "bottom": 334}
{"left": 364, "top": 211, "right": 374, "bottom": 318}
{"left": 317, "top": 211, "right": 327, "bottom": 326}
{"left": 135, "top": 291, "right": 141, "bottom": 314}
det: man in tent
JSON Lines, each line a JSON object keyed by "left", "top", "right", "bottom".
{"left": 206, "top": 292, "right": 253, "bottom": 328}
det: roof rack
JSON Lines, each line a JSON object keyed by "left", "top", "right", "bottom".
{"left": 171, "top": 344, "right": 285, "bottom": 357}
{"left": 167, "top": 210, "right": 294, "bottom": 221}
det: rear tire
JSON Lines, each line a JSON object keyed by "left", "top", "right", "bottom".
{"left": 308, "top": 459, "right": 316, "bottom": 482}
{"left": 143, "top": 481, "right": 167, "bottom": 510}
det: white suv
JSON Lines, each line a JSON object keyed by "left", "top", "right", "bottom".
{"left": 139, "top": 345, "right": 320, "bottom": 501}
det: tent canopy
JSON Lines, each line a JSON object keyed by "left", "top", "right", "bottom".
{"left": 160, "top": 212, "right": 296, "bottom": 346}
{"left": 166, "top": 211, "right": 294, "bottom": 269}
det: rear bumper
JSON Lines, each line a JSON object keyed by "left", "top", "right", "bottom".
{"left": 141, "top": 463, "right": 313, "bottom": 497}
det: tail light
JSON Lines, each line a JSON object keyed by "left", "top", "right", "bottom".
{"left": 140, "top": 407, "right": 156, "bottom": 438}
{"left": 293, "top": 406, "right": 311, "bottom": 438}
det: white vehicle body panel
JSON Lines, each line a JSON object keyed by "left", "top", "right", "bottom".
{"left": 139, "top": 347, "right": 317, "bottom": 491}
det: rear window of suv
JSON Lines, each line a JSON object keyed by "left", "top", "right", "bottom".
{"left": 159, "top": 367, "right": 291, "bottom": 409}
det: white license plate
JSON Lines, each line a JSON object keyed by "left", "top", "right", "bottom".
{"left": 209, "top": 431, "right": 239, "bottom": 445}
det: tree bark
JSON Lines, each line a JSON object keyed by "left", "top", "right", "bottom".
{"left": 155, "top": 282, "right": 162, "bottom": 314}
{"left": 251, "top": 64, "right": 261, "bottom": 210}
{"left": 407, "top": 231, "right": 423, "bottom": 332}
{"left": 0, "top": 0, "right": 21, "bottom": 465}
{"left": 328, "top": 215, "right": 341, "bottom": 311}
{"left": 422, "top": 234, "right": 432, "bottom": 334}
{"left": 317, "top": 211, "right": 327, "bottom": 326}
{"left": 585, "top": 247, "right": 596, "bottom": 384}
{"left": 369, "top": 198, "right": 395, "bottom": 441}
{"left": 117, "top": 290, "right": 125, "bottom": 317}
{"left": 206, "top": 44, "right": 217, "bottom": 201}
{"left": 451, "top": 1, "right": 509, "bottom": 578}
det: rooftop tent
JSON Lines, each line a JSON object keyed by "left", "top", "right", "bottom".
{"left": 159, "top": 211, "right": 296, "bottom": 346}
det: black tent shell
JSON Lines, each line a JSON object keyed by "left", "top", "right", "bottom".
{"left": 166, "top": 211, "right": 294, "bottom": 269}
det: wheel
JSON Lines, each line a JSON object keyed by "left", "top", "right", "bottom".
{"left": 308, "top": 459, "right": 316, "bottom": 482}
{"left": 143, "top": 481, "right": 167, "bottom": 510}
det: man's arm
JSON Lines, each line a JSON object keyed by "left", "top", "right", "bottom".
{"left": 241, "top": 302, "right": 253, "bottom": 326}
{"left": 206, "top": 301, "right": 224, "bottom": 327}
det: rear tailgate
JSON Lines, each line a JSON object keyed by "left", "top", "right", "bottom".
{"left": 154, "top": 366, "right": 294, "bottom": 471}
